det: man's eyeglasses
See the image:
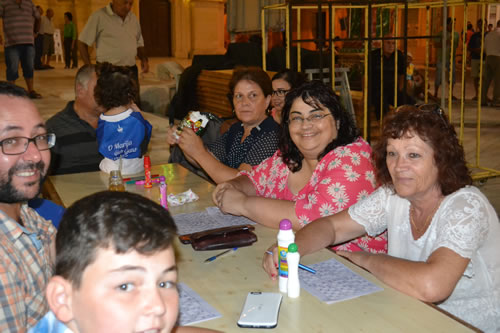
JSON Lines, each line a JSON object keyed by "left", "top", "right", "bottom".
{"left": 0, "top": 133, "right": 56, "bottom": 155}
{"left": 288, "top": 113, "right": 332, "bottom": 126}
{"left": 272, "top": 89, "right": 289, "bottom": 97}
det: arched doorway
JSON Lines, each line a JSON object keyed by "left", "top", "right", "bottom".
{"left": 139, "top": 0, "right": 171, "bottom": 56}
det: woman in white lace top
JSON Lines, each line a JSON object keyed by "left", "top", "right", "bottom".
{"left": 263, "top": 104, "right": 500, "bottom": 332}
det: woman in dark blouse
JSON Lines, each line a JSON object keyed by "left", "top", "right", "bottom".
{"left": 166, "top": 67, "right": 279, "bottom": 184}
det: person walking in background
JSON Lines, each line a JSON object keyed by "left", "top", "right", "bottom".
{"left": 469, "top": 19, "right": 487, "bottom": 101}
{"left": 482, "top": 20, "right": 500, "bottom": 107}
{"left": 34, "top": 5, "right": 45, "bottom": 70}
{"left": 465, "top": 21, "right": 474, "bottom": 45}
{"left": 63, "top": 12, "right": 78, "bottom": 69}
{"left": 78, "top": 0, "right": 148, "bottom": 104}
{"left": 433, "top": 17, "right": 459, "bottom": 100}
{"left": 40, "top": 8, "right": 55, "bottom": 69}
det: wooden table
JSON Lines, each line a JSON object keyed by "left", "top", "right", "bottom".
{"left": 47, "top": 164, "right": 474, "bottom": 332}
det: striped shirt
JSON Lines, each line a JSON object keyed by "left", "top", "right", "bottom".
{"left": 46, "top": 101, "right": 102, "bottom": 175}
{"left": 0, "top": 204, "right": 56, "bottom": 332}
{"left": 0, "top": 0, "right": 40, "bottom": 47}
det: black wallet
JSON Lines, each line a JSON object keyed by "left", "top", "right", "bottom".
{"left": 179, "top": 225, "right": 257, "bottom": 251}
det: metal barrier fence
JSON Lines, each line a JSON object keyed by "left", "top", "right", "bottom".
{"left": 261, "top": 0, "right": 499, "bottom": 181}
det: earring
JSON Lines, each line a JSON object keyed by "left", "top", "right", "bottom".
{"left": 336, "top": 121, "right": 340, "bottom": 130}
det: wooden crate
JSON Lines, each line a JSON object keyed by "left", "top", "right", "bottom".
{"left": 196, "top": 70, "right": 234, "bottom": 118}
{"left": 196, "top": 69, "right": 275, "bottom": 119}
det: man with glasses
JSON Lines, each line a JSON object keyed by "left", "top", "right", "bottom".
{"left": 0, "top": 81, "right": 57, "bottom": 331}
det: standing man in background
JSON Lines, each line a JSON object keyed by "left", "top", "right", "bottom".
{"left": 369, "top": 34, "right": 408, "bottom": 120}
{"left": 63, "top": 12, "right": 78, "bottom": 69}
{"left": 0, "top": 0, "right": 42, "bottom": 99}
{"left": 78, "top": 0, "right": 148, "bottom": 101}
{"left": 40, "top": 8, "right": 55, "bottom": 69}
{"left": 34, "top": 5, "right": 45, "bottom": 70}
{"left": 433, "top": 17, "right": 460, "bottom": 100}
{"left": 482, "top": 20, "right": 500, "bottom": 107}
{"left": 468, "top": 19, "right": 487, "bottom": 101}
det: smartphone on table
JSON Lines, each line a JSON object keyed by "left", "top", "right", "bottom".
{"left": 237, "top": 292, "right": 282, "bottom": 329}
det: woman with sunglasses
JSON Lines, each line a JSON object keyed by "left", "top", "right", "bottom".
{"left": 270, "top": 69, "right": 307, "bottom": 124}
{"left": 263, "top": 104, "right": 500, "bottom": 332}
{"left": 213, "top": 80, "right": 387, "bottom": 254}
{"left": 166, "top": 67, "right": 279, "bottom": 184}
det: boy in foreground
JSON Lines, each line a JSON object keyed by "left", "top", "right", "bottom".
{"left": 29, "top": 191, "right": 219, "bottom": 333}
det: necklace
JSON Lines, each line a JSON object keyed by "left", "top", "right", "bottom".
{"left": 409, "top": 197, "right": 444, "bottom": 234}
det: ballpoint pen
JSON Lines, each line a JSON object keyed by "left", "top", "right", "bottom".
{"left": 204, "top": 247, "right": 238, "bottom": 263}
{"left": 266, "top": 251, "right": 316, "bottom": 274}
{"left": 123, "top": 174, "right": 160, "bottom": 182}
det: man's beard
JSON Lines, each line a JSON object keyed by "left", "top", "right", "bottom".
{"left": 0, "top": 161, "right": 46, "bottom": 203}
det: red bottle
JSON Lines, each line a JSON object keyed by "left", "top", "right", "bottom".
{"left": 144, "top": 156, "right": 152, "bottom": 188}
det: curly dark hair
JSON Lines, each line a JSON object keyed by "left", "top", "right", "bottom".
{"left": 279, "top": 80, "right": 360, "bottom": 172}
{"left": 372, "top": 105, "right": 472, "bottom": 195}
{"left": 94, "top": 62, "right": 138, "bottom": 110}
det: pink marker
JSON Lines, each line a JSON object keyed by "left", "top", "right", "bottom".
{"left": 135, "top": 178, "right": 161, "bottom": 185}
{"left": 159, "top": 176, "right": 168, "bottom": 210}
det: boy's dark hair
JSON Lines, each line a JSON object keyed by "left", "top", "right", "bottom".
{"left": 0, "top": 81, "right": 29, "bottom": 98}
{"left": 55, "top": 191, "right": 178, "bottom": 288}
{"left": 64, "top": 12, "right": 73, "bottom": 21}
{"left": 94, "top": 62, "right": 138, "bottom": 110}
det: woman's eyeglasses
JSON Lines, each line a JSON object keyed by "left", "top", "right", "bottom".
{"left": 272, "top": 89, "right": 289, "bottom": 97}
{"left": 288, "top": 113, "right": 332, "bottom": 126}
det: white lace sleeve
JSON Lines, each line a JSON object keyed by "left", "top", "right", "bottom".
{"left": 348, "top": 187, "right": 390, "bottom": 236}
{"left": 433, "top": 188, "right": 490, "bottom": 258}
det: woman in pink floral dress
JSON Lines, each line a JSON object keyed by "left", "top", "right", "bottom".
{"left": 213, "top": 80, "right": 387, "bottom": 253}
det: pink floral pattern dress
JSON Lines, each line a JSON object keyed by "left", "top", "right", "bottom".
{"left": 240, "top": 137, "right": 387, "bottom": 253}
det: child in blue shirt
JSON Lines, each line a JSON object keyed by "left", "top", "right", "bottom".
{"left": 95, "top": 62, "right": 152, "bottom": 175}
